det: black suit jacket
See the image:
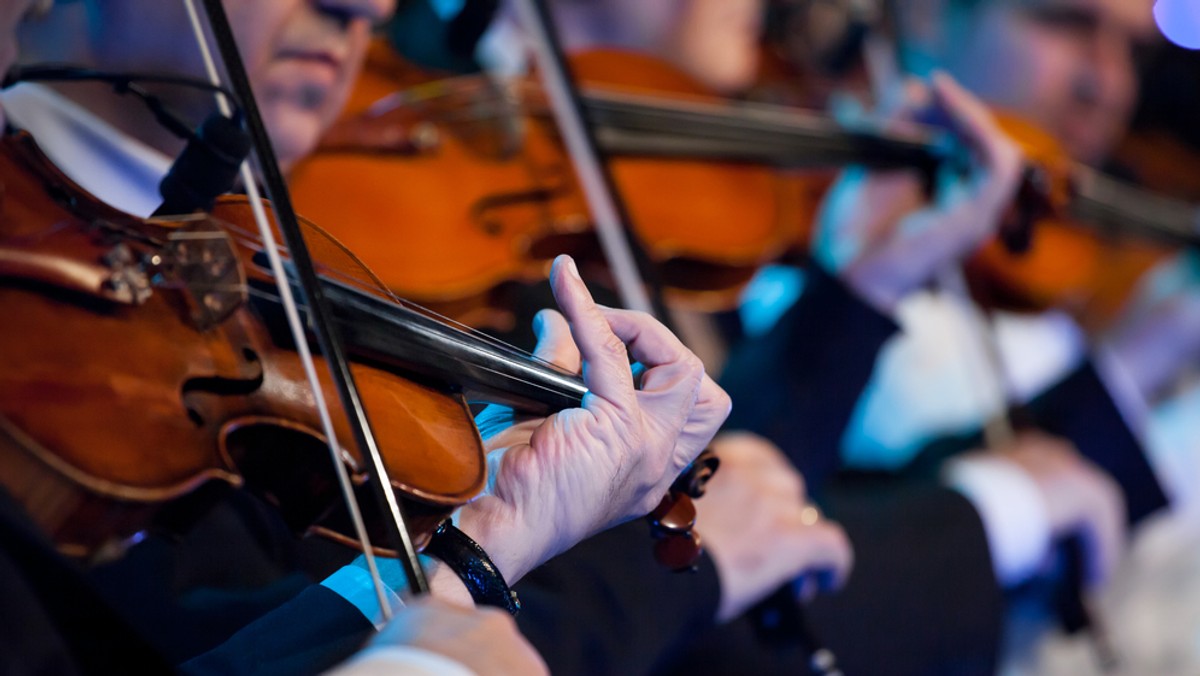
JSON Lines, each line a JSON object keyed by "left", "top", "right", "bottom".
{"left": 720, "top": 266, "right": 899, "bottom": 492}
{"left": 690, "top": 266, "right": 1169, "bottom": 675}
{"left": 0, "top": 489, "right": 174, "bottom": 675}
{"left": 678, "top": 267, "right": 1005, "bottom": 675}
{"left": 663, "top": 479, "right": 1003, "bottom": 676}
{"left": 83, "top": 488, "right": 724, "bottom": 676}
{"left": 516, "top": 519, "right": 722, "bottom": 675}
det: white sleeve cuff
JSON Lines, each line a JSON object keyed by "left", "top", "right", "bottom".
{"left": 321, "top": 565, "right": 405, "bottom": 631}
{"left": 943, "top": 454, "right": 1053, "bottom": 586}
{"left": 324, "top": 646, "right": 477, "bottom": 676}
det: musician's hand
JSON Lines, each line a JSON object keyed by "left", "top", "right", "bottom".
{"left": 698, "top": 433, "right": 852, "bottom": 622}
{"left": 463, "top": 255, "right": 731, "bottom": 583}
{"left": 813, "top": 73, "right": 1024, "bottom": 314}
{"left": 997, "top": 433, "right": 1127, "bottom": 588}
{"left": 330, "top": 597, "right": 547, "bottom": 676}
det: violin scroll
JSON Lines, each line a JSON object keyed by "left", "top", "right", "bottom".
{"left": 647, "top": 448, "right": 719, "bottom": 572}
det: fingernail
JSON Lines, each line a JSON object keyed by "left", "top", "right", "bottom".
{"left": 559, "top": 255, "right": 581, "bottom": 281}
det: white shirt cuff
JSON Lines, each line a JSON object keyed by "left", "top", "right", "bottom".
{"left": 321, "top": 565, "right": 405, "bottom": 631}
{"left": 323, "top": 646, "right": 477, "bottom": 676}
{"left": 943, "top": 454, "right": 1053, "bottom": 586}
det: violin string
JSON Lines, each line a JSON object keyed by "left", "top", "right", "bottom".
{"left": 241, "top": 275, "right": 572, "bottom": 379}
{"left": 240, "top": 284, "right": 580, "bottom": 402}
{"left": 219, "top": 216, "right": 571, "bottom": 372}
{"left": 358, "top": 75, "right": 947, "bottom": 174}
{"left": 180, "top": 0, "right": 398, "bottom": 616}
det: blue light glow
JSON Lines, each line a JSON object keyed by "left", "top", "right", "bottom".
{"left": 1155, "top": 0, "right": 1200, "bottom": 50}
{"left": 738, "top": 265, "right": 806, "bottom": 338}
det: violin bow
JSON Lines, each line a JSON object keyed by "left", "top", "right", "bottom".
{"left": 510, "top": 0, "right": 726, "bottom": 572}
{"left": 514, "top": 2, "right": 843, "bottom": 668}
{"left": 508, "top": 0, "right": 671, "bottom": 320}
{"left": 181, "top": 0, "right": 429, "bottom": 610}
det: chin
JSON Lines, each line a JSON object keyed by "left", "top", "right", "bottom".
{"left": 264, "top": 109, "right": 325, "bottom": 173}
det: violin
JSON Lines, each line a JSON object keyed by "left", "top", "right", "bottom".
{"left": 289, "top": 42, "right": 817, "bottom": 325}
{"left": 0, "top": 129, "right": 590, "bottom": 558}
{"left": 293, "top": 41, "right": 1200, "bottom": 332}
{"left": 551, "top": 69, "right": 1200, "bottom": 328}
{"left": 966, "top": 115, "right": 1200, "bottom": 329}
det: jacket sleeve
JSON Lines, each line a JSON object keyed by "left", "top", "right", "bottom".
{"left": 180, "top": 584, "right": 374, "bottom": 676}
{"left": 516, "top": 519, "right": 723, "bottom": 676}
{"left": 721, "top": 265, "right": 899, "bottom": 491}
{"left": 1026, "top": 361, "right": 1169, "bottom": 523}
{"left": 660, "top": 479, "right": 1004, "bottom": 676}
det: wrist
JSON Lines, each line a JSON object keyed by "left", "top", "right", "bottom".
{"left": 427, "top": 558, "right": 475, "bottom": 607}
{"left": 455, "top": 497, "right": 546, "bottom": 584}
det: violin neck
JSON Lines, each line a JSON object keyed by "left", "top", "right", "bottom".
{"left": 1071, "top": 168, "right": 1200, "bottom": 248}
{"left": 252, "top": 274, "right": 587, "bottom": 414}
{"left": 581, "top": 89, "right": 945, "bottom": 174}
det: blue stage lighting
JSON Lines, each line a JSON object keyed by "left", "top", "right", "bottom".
{"left": 1156, "top": 0, "right": 1200, "bottom": 50}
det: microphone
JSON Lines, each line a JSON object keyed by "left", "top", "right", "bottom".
{"left": 153, "top": 111, "right": 251, "bottom": 216}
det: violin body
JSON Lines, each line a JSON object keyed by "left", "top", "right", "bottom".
{"left": 965, "top": 114, "right": 1179, "bottom": 329}
{"left": 289, "top": 42, "right": 816, "bottom": 324}
{"left": 291, "top": 48, "right": 592, "bottom": 330}
{"left": 570, "top": 51, "right": 815, "bottom": 308}
{"left": 0, "top": 132, "right": 485, "bottom": 557}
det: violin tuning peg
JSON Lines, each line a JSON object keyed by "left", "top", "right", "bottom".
{"left": 653, "top": 531, "right": 702, "bottom": 573}
{"left": 671, "top": 448, "right": 720, "bottom": 499}
{"left": 646, "top": 492, "right": 702, "bottom": 572}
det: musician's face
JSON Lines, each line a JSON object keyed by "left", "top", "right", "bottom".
{"left": 578, "top": 0, "right": 764, "bottom": 93}
{"left": 667, "top": 0, "right": 765, "bottom": 93}
{"left": 91, "top": 0, "right": 394, "bottom": 168}
{"left": 943, "top": 0, "right": 1156, "bottom": 165}
{"left": 0, "top": 0, "right": 41, "bottom": 128}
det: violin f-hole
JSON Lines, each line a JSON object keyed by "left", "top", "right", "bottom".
{"left": 180, "top": 346, "right": 264, "bottom": 426}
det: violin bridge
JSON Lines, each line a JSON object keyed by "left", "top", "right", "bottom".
{"left": 152, "top": 221, "right": 248, "bottom": 330}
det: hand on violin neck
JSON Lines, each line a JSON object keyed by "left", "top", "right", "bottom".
{"left": 814, "top": 73, "right": 1024, "bottom": 315}
{"left": 460, "top": 255, "right": 730, "bottom": 583}
{"left": 697, "top": 433, "right": 852, "bottom": 623}
{"left": 1000, "top": 434, "right": 1126, "bottom": 590}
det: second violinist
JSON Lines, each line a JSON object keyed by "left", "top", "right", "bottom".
{"left": 718, "top": 0, "right": 1175, "bottom": 672}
